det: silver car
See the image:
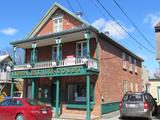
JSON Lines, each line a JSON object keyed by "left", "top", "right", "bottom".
{"left": 120, "top": 92, "right": 157, "bottom": 119}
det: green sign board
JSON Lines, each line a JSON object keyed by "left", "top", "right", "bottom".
{"left": 10, "top": 65, "right": 87, "bottom": 78}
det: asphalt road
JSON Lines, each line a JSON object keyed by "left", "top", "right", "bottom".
{"left": 101, "top": 111, "right": 160, "bottom": 120}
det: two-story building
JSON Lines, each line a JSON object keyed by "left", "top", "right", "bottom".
{"left": 10, "top": 3, "right": 143, "bottom": 119}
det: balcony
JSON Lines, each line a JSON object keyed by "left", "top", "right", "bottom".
{"left": 13, "top": 57, "right": 98, "bottom": 71}
{"left": 11, "top": 57, "right": 98, "bottom": 79}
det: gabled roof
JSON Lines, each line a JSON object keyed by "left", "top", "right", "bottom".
{"left": 27, "top": 2, "right": 89, "bottom": 39}
{"left": 0, "top": 54, "right": 12, "bottom": 63}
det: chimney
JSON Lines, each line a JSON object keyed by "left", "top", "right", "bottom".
{"left": 75, "top": 11, "right": 83, "bottom": 18}
{"left": 155, "top": 22, "right": 160, "bottom": 60}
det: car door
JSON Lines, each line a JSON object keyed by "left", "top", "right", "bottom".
{"left": 9, "top": 99, "right": 25, "bottom": 119}
{"left": 0, "top": 99, "right": 12, "bottom": 120}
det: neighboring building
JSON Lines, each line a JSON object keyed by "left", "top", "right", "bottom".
{"left": 0, "top": 54, "right": 23, "bottom": 101}
{"left": 142, "top": 65, "right": 150, "bottom": 92}
{"left": 10, "top": 3, "right": 143, "bottom": 119}
{"left": 149, "top": 79, "right": 160, "bottom": 105}
{"left": 155, "top": 21, "right": 160, "bottom": 60}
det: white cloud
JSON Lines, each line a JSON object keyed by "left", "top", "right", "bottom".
{"left": 0, "top": 27, "right": 18, "bottom": 35}
{"left": 92, "top": 18, "right": 134, "bottom": 40}
{"left": 144, "top": 12, "right": 160, "bottom": 27}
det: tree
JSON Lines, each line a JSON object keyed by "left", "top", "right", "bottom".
{"left": 0, "top": 46, "right": 24, "bottom": 65}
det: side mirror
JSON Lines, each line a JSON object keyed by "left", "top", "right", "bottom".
{"left": 153, "top": 98, "right": 157, "bottom": 101}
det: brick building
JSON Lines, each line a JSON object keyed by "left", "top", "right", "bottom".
{"left": 10, "top": 3, "right": 143, "bottom": 119}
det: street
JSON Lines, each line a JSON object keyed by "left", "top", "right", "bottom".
{"left": 101, "top": 111, "right": 160, "bottom": 120}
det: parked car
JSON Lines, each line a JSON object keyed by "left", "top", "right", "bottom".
{"left": 120, "top": 92, "right": 157, "bottom": 119}
{"left": 0, "top": 98, "right": 52, "bottom": 120}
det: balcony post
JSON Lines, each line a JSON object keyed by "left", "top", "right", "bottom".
{"left": 10, "top": 78, "right": 14, "bottom": 97}
{"left": 55, "top": 38, "right": 61, "bottom": 118}
{"left": 31, "top": 79, "right": 35, "bottom": 99}
{"left": 85, "top": 31, "right": 90, "bottom": 58}
{"left": 86, "top": 74, "right": 91, "bottom": 120}
{"left": 31, "top": 42, "right": 37, "bottom": 67}
{"left": 55, "top": 79, "right": 60, "bottom": 118}
{"left": 11, "top": 46, "right": 16, "bottom": 97}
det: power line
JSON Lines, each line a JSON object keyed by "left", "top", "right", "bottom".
{"left": 76, "top": 0, "right": 91, "bottom": 23}
{"left": 113, "top": 0, "right": 155, "bottom": 51}
{"left": 66, "top": 0, "right": 75, "bottom": 13}
{"left": 96, "top": 0, "right": 155, "bottom": 54}
{"left": 89, "top": 0, "right": 126, "bottom": 39}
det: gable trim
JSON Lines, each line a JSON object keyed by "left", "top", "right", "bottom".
{"left": 26, "top": 2, "right": 89, "bottom": 39}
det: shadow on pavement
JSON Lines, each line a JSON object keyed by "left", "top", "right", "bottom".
{"left": 119, "top": 105, "right": 160, "bottom": 120}
{"left": 119, "top": 117, "right": 149, "bottom": 120}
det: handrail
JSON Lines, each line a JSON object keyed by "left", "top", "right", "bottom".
{"left": 13, "top": 57, "right": 98, "bottom": 71}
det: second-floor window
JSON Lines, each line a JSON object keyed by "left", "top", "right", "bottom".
{"left": 53, "top": 15, "right": 63, "bottom": 32}
{"left": 76, "top": 41, "right": 87, "bottom": 57}
{"left": 31, "top": 49, "right": 38, "bottom": 63}
{"left": 52, "top": 45, "right": 62, "bottom": 61}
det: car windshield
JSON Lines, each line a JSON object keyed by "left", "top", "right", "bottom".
{"left": 26, "top": 99, "right": 44, "bottom": 106}
{"left": 123, "top": 94, "right": 143, "bottom": 101}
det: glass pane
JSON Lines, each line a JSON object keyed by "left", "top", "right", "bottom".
{"left": 68, "top": 84, "right": 94, "bottom": 102}
{"left": 124, "top": 94, "right": 143, "bottom": 101}
{"left": 83, "top": 42, "right": 87, "bottom": 57}
{"left": 59, "top": 18, "right": 62, "bottom": 23}
{"left": 52, "top": 46, "right": 62, "bottom": 60}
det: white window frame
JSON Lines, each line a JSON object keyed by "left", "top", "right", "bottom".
{"left": 52, "top": 45, "right": 62, "bottom": 60}
{"left": 76, "top": 41, "right": 87, "bottom": 57}
{"left": 52, "top": 15, "right": 63, "bottom": 32}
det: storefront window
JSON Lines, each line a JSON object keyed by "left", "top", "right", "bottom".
{"left": 67, "top": 83, "right": 94, "bottom": 103}
{"left": 38, "top": 86, "right": 50, "bottom": 102}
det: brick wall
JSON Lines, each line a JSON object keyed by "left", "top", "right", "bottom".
{"left": 98, "top": 37, "right": 142, "bottom": 103}
{"left": 25, "top": 38, "right": 97, "bottom": 62}
{"left": 36, "top": 9, "right": 82, "bottom": 37}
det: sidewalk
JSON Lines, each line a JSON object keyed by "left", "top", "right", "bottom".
{"left": 101, "top": 111, "right": 120, "bottom": 119}
{"left": 52, "top": 111, "right": 120, "bottom": 120}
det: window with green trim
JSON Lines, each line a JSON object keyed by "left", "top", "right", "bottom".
{"left": 76, "top": 41, "right": 87, "bottom": 58}
{"left": 67, "top": 83, "right": 94, "bottom": 103}
{"left": 38, "top": 85, "right": 50, "bottom": 102}
{"left": 52, "top": 45, "right": 62, "bottom": 60}
{"left": 31, "top": 49, "right": 38, "bottom": 63}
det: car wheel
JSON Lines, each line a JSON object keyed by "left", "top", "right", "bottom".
{"left": 16, "top": 114, "right": 25, "bottom": 120}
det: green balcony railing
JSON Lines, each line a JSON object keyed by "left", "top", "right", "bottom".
{"left": 13, "top": 57, "right": 98, "bottom": 71}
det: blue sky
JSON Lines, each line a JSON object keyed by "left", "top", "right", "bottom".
{"left": 0, "top": 0, "right": 160, "bottom": 76}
